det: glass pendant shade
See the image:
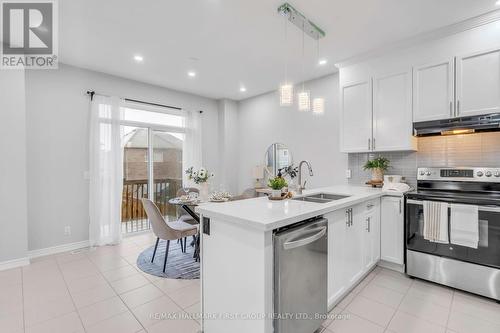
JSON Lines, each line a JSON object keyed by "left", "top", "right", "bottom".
{"left": 280, "top": 83, "right": 294, "bottom": 106}
{"left": 298, "top": 90, "right": 310, "bottom": 111}
{"left": 312, "top": 97, "right": 325, "bottom": 115}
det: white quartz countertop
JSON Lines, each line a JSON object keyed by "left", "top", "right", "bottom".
{"left": 195, "top": 185, "right": 404, "bottom": 231}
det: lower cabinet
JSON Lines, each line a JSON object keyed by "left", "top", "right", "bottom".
{"left": 380, "top": 196, "right": 404, "bottom": 265}
{"left": 327, "top": 198, "right": 381, "bottom": 306}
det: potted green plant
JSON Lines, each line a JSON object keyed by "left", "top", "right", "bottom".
{"left": 268, "top": 176, "right": 288, "bottom": 199}
{"left": 363, "top": 157, "right": 390, "bottom": 182}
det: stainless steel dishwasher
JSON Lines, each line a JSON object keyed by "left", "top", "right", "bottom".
{"left": 274, "top": 217, "right": 328, "bottom": 333}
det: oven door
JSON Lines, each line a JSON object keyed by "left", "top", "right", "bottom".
{"left": 406, "top": 199, "right": 500, "bottom": 269}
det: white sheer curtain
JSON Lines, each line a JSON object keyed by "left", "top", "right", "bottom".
{"left": 182, "top": 110, "right": 203, "bottom": 186}
{"left": 89, "top": 95, "right": 124, "bottom": 246}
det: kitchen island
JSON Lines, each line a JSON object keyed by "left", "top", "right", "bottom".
{"left": 195, "top": 185, "right": 402, "bottom": 333}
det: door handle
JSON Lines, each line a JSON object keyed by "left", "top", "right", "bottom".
{"left": 283, "top": 227, "right": 327, "bottom": 250}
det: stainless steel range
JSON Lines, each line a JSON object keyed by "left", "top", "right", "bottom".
{"left": 405, "top": 167, "right": 500, "bottom": 301}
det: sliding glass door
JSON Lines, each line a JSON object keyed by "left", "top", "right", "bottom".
{"left": 120, "top": 103, "right": 186, "bottom": 234}
{"left": 151, "top": 130, "right": 184, "bottom": 222}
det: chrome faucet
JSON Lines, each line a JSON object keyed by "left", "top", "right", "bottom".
{"left": 297, "top": 160, "right": 314, "bottom": 195}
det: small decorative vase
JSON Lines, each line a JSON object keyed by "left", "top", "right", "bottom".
{"left": 372, "top": 168, "right": 384, "bottom": 182}
{"left": 271, "top": 189, "right": 282, "bottom": 199}
{"left": 199, "top": 182, "right": 209, "bottom": 201}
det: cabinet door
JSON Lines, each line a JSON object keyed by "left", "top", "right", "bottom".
{"left": 341, "top": 80, "right": 373, "bottom": 153}
{"left": 380, "top": 197, "right": 404, "bottom": 265}
{"left": 326, "top": 210, "right": 349, "bottom": 305}
{"left": 456, "top": 48, "right": 500, "bottom": 117}
{"left": 362, "top": 201, "right": 381, "bottom": 270}
{"left": 373, "top": 71, "right": 415, "bottom": 151}
{"left": 413, "top": 59, "right": 454, "bottom": 122}
{"left": 344, "top": 206, "right": 365, "bottom": 284}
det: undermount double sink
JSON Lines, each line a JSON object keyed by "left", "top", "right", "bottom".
{"left": 292, "top": 193, "right": 350, "bottom": 203}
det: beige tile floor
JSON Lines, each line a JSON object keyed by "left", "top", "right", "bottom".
{"left": 321, "top": 266, "right": 500, "bottom": 333}
{"left": 1, "top": 231, "right": 500, "bottom": 333}
{"left": 0, "top": 232, "right": 200, "bottom": 333}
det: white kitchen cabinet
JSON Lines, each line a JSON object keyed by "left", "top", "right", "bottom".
{"left": 344, "top": 205, "right": 365, "bottom": 285}
{"left": 327, "top": 209, "right": 348, "bottom": 305}
{"left": 341, "top": 80, "right": 373, "bottom": 153}
{"left": 380, "top": 196, "right": 404, "bottom": 265}
{"left": 362, "top": 200, "right": 381, "bottom": 270}
{"left": 373, "top": 70, "right": 415, "bottom": 151}
{"left": 456, "top": 48, "right": 500, "bottom": 117}
{"left": 413, "top": 59, "right": 455, "bottom": 122}
{"left": 327, "top": 199, "right": 382, "bottom": 308}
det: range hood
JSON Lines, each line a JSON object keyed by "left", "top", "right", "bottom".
{"left": 413, "top": 113, "right": 500, "bottom": 137}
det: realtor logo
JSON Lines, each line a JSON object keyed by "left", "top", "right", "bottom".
{"left": 1, "top": 0, "right": 58, "bottom": 69}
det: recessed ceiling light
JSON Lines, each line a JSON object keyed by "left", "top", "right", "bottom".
{"left": 318, "top": 59, "right": 328, "bottom": 66}
{"left": 133, "top": 55, "right": 144, "bottom": 62}
{"left": 187, "top": 71, "right": 197, "bottom": 78}
{"left": 240, "top": 87, "right": 247, "bottom": 92}
{"left": 496, "top": 0, "right": 500, "bottom": 5}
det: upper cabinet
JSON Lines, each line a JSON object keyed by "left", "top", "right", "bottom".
{"left": 413, "top": 59, "right": 455, "bottom": 122}
{"left": 341, "top": 80, "right": 373, "bottom": 153}
{"left": 373, "top": 71, "right": 414, "bottom": 151}
{"left": 413, "top": 48, "right": 500, "bottom": 122}
{"left": 340, "top": 70, "right": 416, "bottom": 153}
{"left": 456, "top": 49, "right": 500, "bottom": 117}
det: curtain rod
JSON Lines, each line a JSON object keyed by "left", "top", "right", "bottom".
{"left": 86, "top": 90, "right": 203, "bottom": 114}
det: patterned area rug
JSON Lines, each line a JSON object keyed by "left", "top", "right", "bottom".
{"left": 136, "top": 239, "right": 200, "bottom": 279}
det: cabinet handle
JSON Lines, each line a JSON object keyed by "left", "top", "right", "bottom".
{"left": 367, "top": 203, "right": 374, "bottom": 209}
{"left": 399, "top": 199, "right": 402, "bottom": 214}
{"left": 449, "top": 101, "right": 453, "bottom": 117}
{"left": 345, "top": 209, "right": 350, "bottom": 227}
{"left": 368, "top": 138, "right": 371, "bottom": 150}
{"left": 373, "top": 138, "right": 376, "bottom": 150}
{"left": 457, "top": 100, "right": 460, "bottom": 116}
{"left": 366, "top": 217, "right": 371, "bottom": 232}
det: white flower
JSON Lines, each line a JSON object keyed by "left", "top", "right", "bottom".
{"left": 193, "top": 171, "right": 198, "bottom": 177}
{"left": 199, "top": 168, "right": 207, "bottom": 178}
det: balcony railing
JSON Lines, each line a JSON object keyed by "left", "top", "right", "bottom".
{"left": 121, "top": 178, "right": 182, "bottom": 234}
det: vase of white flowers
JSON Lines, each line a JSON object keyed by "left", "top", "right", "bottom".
{"left": 185, "top": 167, "right": 214, "bottom": 201}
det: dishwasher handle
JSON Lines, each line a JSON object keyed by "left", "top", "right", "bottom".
{"left": 283, "top": 227, "right": 327, "bottom": 250}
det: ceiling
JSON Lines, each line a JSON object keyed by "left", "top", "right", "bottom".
{"left": 59, "top": 0, "right": 499, "bottom": 100}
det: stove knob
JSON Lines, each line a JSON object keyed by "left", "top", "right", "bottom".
{"left": 477, "top": 171, "right": 484, "bottom": 177}
{"left": 485, "top": 171, "right": 492, "bottom": 177}
{"left": 419, "top": 171, "right": 425, "bottom": 176}
{"left": 495, "top": 172, "right": 500, "bottom": 177}
{"left": 425, "top": 171, "right": 431, "bottom": 176}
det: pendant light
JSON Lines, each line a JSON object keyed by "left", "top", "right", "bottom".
{"left": 298, "top": 21, "right": 310, "bottom": 111}
{"left": 279, "top": 13, "right": 293, "bottom": 106}
{"left": 312, "top": 39, "right": 325, "bottom": 115}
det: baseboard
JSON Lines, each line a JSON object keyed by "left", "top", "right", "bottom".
{"left": 377, "top": 260, "right": 405, "bottom": 273}
{"left": 29, "top": 240, "right": 90, "bottom": 259}
{"left": 0, "top": 257, "right": 30, "bottom": 271}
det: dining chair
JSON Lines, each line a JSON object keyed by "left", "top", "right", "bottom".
{"left": 175, "top": 187, "right": 199, "bottom": 225}
{"left": 142, "top": 198, "right": 198, "bottom": 272}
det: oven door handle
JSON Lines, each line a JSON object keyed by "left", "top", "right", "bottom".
{"left": 406, "top": 199, "right": 500, "bottom": 212}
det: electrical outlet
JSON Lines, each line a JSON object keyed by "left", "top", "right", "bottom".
{"left": 346, "top": 169, "right": 352, "bottom": 179}
{"left": 64, "top": 226, "right": 71, "bottom": 236}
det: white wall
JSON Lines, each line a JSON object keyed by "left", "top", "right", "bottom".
{"left": 236, "top": 74, "right": 347, "bottom": 192}
{"left": 25, "top": 64, "right": 220, "bottom": 251}
{"left": 217, "top": 99, "right": 239, "bottom": 194}
{"left": 0, "top": 69, "right": 29, "bottom": 263}
{"left": 340, "top": 21, "right": 500, "bottom": 85}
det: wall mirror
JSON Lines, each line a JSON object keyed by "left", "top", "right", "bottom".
{"left": 265, "top": 143, "right": 292, "bottom": 177}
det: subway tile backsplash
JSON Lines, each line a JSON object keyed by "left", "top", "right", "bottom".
{"left": 347, "top": 132, "right": 500, "bottom": 188}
